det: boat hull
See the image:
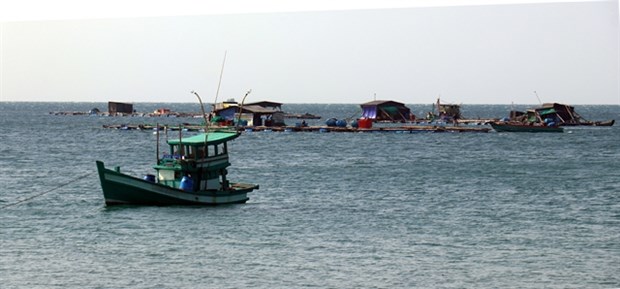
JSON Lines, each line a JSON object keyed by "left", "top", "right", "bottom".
{"left": 96, "top": 161, "right": 258, "bottom": 206}
{"left": 560, "top": 119, "right": 615, "bottom": 127}
{"left": 490, "top": 123, "right": 564, "bottom": 133}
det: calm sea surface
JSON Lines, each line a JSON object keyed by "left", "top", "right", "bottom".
{"left": 1, "top": 102, "right": 619, "bottom": 288}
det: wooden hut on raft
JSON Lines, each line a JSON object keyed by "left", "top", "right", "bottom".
{"left": 360, "top": 100, "right": 412, "bottom": 122}
{"left": 213, "top": 100, "right": 285, "bottom": 127}
{"left": 108, "top": 101, "right": 134, "bottom": 115}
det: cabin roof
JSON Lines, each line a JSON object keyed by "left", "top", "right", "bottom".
{"left": 215, "top": 105, "right": 280, "bottom": 114}
{"left": 242, "top": 105, "right": 280, "bottom": 114}
{"left": 245, "top": 101, "right": 282, "bottom": 108}
{"left": 168, "top": 131, "right": 239, "bottom": 146}
{"left": 542, "top": 103, "right": 575, "bottom": 110}
{"left": 361, "top": 100, "right": 406, "bottom": 107}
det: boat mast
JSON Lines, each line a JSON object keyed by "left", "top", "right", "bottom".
{"left": 213, "top": 50, "right": 227, "bottom": 107}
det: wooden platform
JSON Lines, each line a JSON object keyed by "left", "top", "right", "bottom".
{"left": 102, "top": 124, "right": 491, "bottom": 133}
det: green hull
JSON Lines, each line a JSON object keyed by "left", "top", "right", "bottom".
{"left": 96, "top": 161, "right": 258, "bottom": 206}
{"left": 490, "top": 123, "right": 564, "bottom": 133}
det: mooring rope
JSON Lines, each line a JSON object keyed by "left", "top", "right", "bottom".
{"left": 1, "top": 172, "right": 95, "bottom": 209}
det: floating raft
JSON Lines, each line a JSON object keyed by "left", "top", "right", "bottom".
{"left": 102, "top": 124, "right": 490, "bottom": 133}
{"left": 51, "top": 111, "right": 203, "bottom": 117}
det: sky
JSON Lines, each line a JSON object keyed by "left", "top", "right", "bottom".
{"left": 0, "top": 0, "right": 618, "bottom": 104}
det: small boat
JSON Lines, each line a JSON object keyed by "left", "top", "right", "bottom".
{"left": 560, "top": 119, "right": 615, "bottom": 127}
{"left": 490, "top": 122, "right": 564, "bottom": 133}
{"left": 96, "top": 130, "right": 258, "bottom": 206}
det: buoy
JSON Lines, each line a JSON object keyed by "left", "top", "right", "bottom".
{"left": 179, "top": 176, "right": 193, "bottom": 191}
{"left": 351, "top": 120, "right": 359, "bottom": 128}
{"left": 336, "top": 119, "right": 347, "bottom": 127}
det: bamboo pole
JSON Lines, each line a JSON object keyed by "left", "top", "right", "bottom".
{"left": 156, "top": 123, "right": 159, "bottom": 164}
{"left": 178, "top": 124, "right": 184, "bottom": 157}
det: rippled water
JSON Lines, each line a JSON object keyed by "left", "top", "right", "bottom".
{"left": 1, "top": 102, "right": 619, "bottom": 288}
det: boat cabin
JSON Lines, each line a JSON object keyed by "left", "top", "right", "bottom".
{"left": 435, "top": 98, "right": 462, "bottom": 121}
{"left": 153, "top": 132, "right": 239, "bottom": 192}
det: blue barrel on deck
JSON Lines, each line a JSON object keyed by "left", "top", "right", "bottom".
{"left": 336, "top": 119, "right": 347, "bottom": 127}
{"left": 179, "top": 176, "right": 193, "bottom": 191}
{"left": 547, "top": 122, "right": 556, "bottom": 127}
{"left": 143, "top": 174, "right": 156, "bottom": 183}
{"left": 351, "top": 119, "right": 359, "bottom": 128}
{"left": 325, "top": 118, "right": 337, "bottom": 127}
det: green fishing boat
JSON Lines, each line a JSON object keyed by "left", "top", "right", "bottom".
{"left": 96, "top": 130, "right": 258, "bottom": 206}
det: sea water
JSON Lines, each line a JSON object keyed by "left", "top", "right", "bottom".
{"left": 1, "top": 102, "right": 619, "bottom": 288}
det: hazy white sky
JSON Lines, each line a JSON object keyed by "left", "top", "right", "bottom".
{"left": 1, "top": 0, "right": 618, "bottom": 104}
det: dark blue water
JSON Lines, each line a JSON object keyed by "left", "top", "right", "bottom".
{"left": 1, "top": 102, "right": 619, "bottom": 288}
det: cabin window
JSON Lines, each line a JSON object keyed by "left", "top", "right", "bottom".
{"left": 186, "top": 146, "right": 196, "bottom": 159}
{"left": 168, "top": 145, "right": 180, "bottom": 158}
{"left": 158, "top": 169, "right": 175, "bottom": 181}
{"left": 216, "top": 143, "right": 226, "bottom": 155}
{"left": 196, "top": 146, "right": 206, "bottom": 158}
{"left": 208, "top": 145, "right": 216, "bottom": 157}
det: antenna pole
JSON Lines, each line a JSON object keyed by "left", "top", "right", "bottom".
{"left": 534, "top": 91, "right": 542, "bottom": 105}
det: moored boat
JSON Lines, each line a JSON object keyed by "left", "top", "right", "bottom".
{"left": 96, "top": 130, "right": 258, "bottom": 206}
{"left": 511, "top": 103, "right": 615, "bottom": 127}
{"left": 560, "top": 119, "right": 615, "bottom": 127}
{"left": 490, "top": 122, "right": 564, "bottom": 133}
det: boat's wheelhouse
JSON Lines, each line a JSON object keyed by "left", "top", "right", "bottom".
{"left": 153, "top": 131, "right": 239, "bottom": 191}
